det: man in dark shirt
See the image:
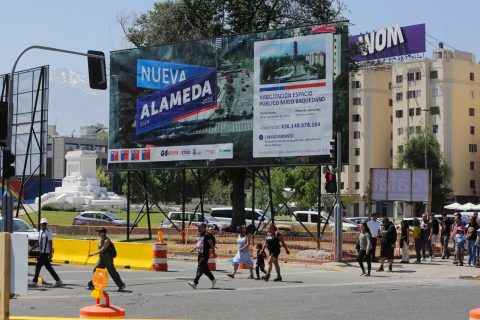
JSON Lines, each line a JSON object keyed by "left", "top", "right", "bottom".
{"left": 188, "top": 222, "right": 217, "bottom": 289}
{"left": 441, "top": 212, "right": 453, "bottom": 259}
{"left": 429, "top": 213, "right": 440, "bottom": 261}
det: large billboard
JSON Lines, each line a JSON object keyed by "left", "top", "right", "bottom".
{"left": 109, "top": 24, "right": 348, "bottom": 170}
{"left": 350, "top": 23, "right": 426, "bottom": 62}
{"left": 371, "top": 168, "right": 431, "bottom": 202}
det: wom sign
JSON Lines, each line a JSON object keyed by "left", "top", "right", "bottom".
{"left": 350, "top": 23, "right": 426, "bottom": 62}
{"left": 370, "top": 168, "right": 431, "bottom": 202}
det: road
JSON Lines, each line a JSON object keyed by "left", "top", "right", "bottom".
{"left": 11, "top": 257, "right": 480, "bottom": 319}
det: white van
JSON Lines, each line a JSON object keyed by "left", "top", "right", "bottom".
{"left": 210, "top": 207, "right": 271, "bottom": 227}
{"left": 292, "top": 211, "right": 358, "bottom": 231}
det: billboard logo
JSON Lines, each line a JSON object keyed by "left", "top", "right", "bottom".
{"left": 121, "top": 150, "right": 129, "bottom": 161}
{"left": 350, "top": 23, "right": 426, "bottom": 62}
{"left": 110, "top": 151, "right": 119, "bottom": 161}
{"left": 137, "top": 60, "right": 215, "bottom": 90}
{"left": 181, "top": 149, "right": 191, "bottom": 155}
{"left": 131, "top": 149, "right": 140, "bottom": 161}
{"left": 141, "top": 149, "right": 151, "bottom": 160}
{"left": 259, "top": 135, "right": 264, "bottom": 140}
{"left": 136, "top": 70, "right": 217, "bottom": 135}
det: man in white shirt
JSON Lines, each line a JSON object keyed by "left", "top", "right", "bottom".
{"left": 367, "top": 213, "right": 381, "bottom": 262}
{"left": 32, "top": 218, "right": 62, "bottom": 287}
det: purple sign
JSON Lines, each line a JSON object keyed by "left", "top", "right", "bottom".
{"left": 349, "top": 23, "right": 426, "bottom": 62}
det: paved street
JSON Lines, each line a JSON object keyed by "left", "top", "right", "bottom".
{"left": 11, "top": 257, "right": 480, "bottom": 319}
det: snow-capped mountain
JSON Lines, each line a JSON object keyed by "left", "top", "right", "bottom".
{"left": 48, "top": 68, "right": 109, "bottom": 136}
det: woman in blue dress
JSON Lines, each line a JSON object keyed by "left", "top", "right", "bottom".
{"left": 227, "top": 225, "right": 254, "bottom": 279}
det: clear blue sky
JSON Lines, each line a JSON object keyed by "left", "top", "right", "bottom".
{"left": 1, "top": 1, "right": 479, "bottom": 75}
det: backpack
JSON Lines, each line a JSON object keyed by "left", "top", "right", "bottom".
{"left": 109, "top": 240, "right": 117, "bottom": 258}
{"left": 412, "top": 226, "right": 421, "bottom": 239}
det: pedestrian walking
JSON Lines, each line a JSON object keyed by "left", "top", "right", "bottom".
{"left": 466, "top": 216, "right": 478, "bottom": 267}
{"left": 87, "top": 227, "right": 126, "bottom": 291}
{"left": 262, "top": 224, "right": 290, "bottom": 282}
{"left": 188, "top": 222, "right": 217, "bottom": 289}
{"left": 400, "top": 220, "right": 410, "bottom": 263}
{"left": 32, "top": 218, "right": 62, "bottom": 287}
{"left": 357, "top": 222, "right": 372, "bottom": 276}
{"left": 429, "top": 213, "right": 439, "bottom": 261}
{"left": 441, "top": 212, "right": 452, "bottom": 259}
{"left": 255, "top": 242, "right": 267, "bottom": 279}
{"left": 367, "top": 213, "right": 380, "bottom": 262}
{"left": 412, "top": 218, "right": 422, "bottom": 263}
{"left": 377, "top": 218, "right": 396, "bottom": 272}
{"left": 420, "top": 213, "right": 431, "bottom": 261}
{"left": 228, "top": 225, "right": 254, "bottom": 279}
{"left": 451, "top": 215, "right": 466, "bottom": 266}
{"left": 475, "top": 228, "right": 480, "bottom": 267}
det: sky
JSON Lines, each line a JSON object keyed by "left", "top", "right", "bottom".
{"left": 1, "top": 0, "right": 480, "bottom": 131}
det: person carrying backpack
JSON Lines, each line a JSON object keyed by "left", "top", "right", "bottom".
{"left": 87, "top": 227, "right": 126, "bottom": 291}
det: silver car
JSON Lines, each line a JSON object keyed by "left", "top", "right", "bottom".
{"left": 72, "top": 211, "right": 135, "bottom": 227}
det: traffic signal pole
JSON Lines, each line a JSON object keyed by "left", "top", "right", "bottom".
{"left": 334, "top": 132, "right": 343, "bottom": 262}
{"left": 1, "top": 46, "right": 106, "bottom": 319}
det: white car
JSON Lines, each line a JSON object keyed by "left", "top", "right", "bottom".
{"left": 161, "top": 212, "right": 230, "bottom": 231}
{"left": 210, "top": 207, "right": 272, "bottom": 228}
{"left": 291, "top": 211, "right": 358, "bottom": 231}
{"left": 0, "top": 218, "right": 39, "bottom": 257}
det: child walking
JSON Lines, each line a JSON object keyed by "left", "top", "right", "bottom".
{"left": 255, "top": 242, "right": 267, "bottom": 279}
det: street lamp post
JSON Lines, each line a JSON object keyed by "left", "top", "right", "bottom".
{"left": 421, "top": 108, "right": 431, "bottom": 214}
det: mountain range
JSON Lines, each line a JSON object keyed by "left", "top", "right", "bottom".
{"left": 48, "top": 68, "right": 109, "bottom": 136}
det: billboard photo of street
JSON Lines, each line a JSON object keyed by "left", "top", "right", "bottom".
{"left": 259, "top": 37, "right": 327, "bottom": 85}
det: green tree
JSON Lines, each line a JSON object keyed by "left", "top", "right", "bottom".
{"left": 96, "top": 167, "right": 111, "bottom": 189}
{"left": 396, "top": 130, "right": 453, "bottom": 214}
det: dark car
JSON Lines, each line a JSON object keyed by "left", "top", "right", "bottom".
{"left": 72, "top": 211, "right": 135, "bottom": 227}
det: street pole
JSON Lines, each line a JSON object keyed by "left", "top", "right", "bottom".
{"left": 2, "top": 46, "right": 105, "bottom": 318}
{"left": 334, "top": 132, "right": 343, "bottom": 262}
{"left": 422, "top": 108, "right": 430, "bottom": 213}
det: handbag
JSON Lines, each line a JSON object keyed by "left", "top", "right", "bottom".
{"left": 355, "top": 240, "right": 360, "bottom": 252}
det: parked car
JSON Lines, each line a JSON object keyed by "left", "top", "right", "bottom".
{"left": 0, "top": 218, "right": 39, "bottom": 257}
{"left": 210, "top": 207, "right": 272, "bottom": 228}
{"left": 161, "top": 212, "right": 230, "bottom": 231}
{"left": 346, "top": 217, "right": 383, "bottom": 227}
{"left": 72, "top": 211, "right": 135, "bottom": 227}
{"left": 291, "top": 211, "right": 358, "bottom": 231}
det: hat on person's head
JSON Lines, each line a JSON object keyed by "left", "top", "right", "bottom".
{"left": 96, "top": 227, "right": 107, "bottom": 233}
{"left": 197, "top": 222, "right": 207, "bottom": 228}
{"left": 40, "top": 218, "right": 48, "bottom": 224}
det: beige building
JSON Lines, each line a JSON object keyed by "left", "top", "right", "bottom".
{"left": 344, "top": 47, "right": 480, "bottom": 218}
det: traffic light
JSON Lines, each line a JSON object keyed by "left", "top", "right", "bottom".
{"left": 325, "top": 171, "right": 337, "bottom": 194}
{"left": 2, "top": 150, "right": 15, "bottom": 179}
{"left": 0, "top": 101, "right": 8, "bottom": 146}
{"left": 329, "top": 138, "right": 336, "bottom": 164}
{"left": 87, "top": 50, "right": 107, "bottom": 90}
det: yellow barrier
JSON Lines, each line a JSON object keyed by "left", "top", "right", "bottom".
{"left": 52, "top": 239, "right": 153, "bottom": 270}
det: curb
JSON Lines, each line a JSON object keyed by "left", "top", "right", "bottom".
{"left": 460, "top": 275, "right": 480, "bottom": 280}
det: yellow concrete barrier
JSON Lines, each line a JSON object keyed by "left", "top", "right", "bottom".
{"left": 52, "top": 239, "right": 153, "bottom": 270}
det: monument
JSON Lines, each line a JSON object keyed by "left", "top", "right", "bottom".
{"left": 37, "top": 150, "right": 127, "bottom": 209}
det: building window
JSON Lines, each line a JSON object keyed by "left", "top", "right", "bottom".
{"left": 354, "top": 148, "right": 360, "bottom": 156}
{"left": 396, "top": 75, "right": 403, "bottom": 83}
{"left": 388, "top": 99, "right": 393, "bottom": 106}
{"left": 471, "top": 126, "right": 475, "bottom": 135}
{"left": 353, "top": 97, "right": 362, "bottom": 105}
{"left": 409, "top": 108, "right": 414, "bottom": 116}
{"left": 415, "top": 71, "right": 421, "bottom": 80}
{"left": 398, "top": 145, "right": 404, "bottom": 153}
{"left": 416, "top": 108, "right": 421, "bottom": 115}
{"left": 64, "top": 143, "right": 78, "bottom": 152}
{"left": 415, "top": 126, "right": 421, "bottom": 133}
{"left": 469, "top": 108, "right": 475, "bottom": 116}
{"left": 340, "top": 182, "right": 344, "bottom": 190}
{"left": 395, "top": 110, "right": 403, "bottom": 118}
{"left": 355, "top": 165, "right": 360, "bottom": 173}
{"left": 353, "top": 131, "right": 360, "bottom": 139}
{"left": 433, "top": 125, "right": 438, "bottom": 133}
{"left": 396, "top": 92, "right": 403, "bottom": 101}
{"left": 471, "top": 90, "right": 475, "bottom": 99}
{"left": 407, "top": 72, "right": 414, "bottom": 81}
{"left": 469, "top": 144, "right": 478, "bottom": 152}
{"left": 388, "top": 82, "right": 392, "bottom": 89}
{"left": 470, "top": 73, "right": 475, "bottom": 81}
{"left": 408, "top": 127, "right": 414, "bottom": 134}
{"left": 355, "top": 182, "right": 360, "bottom": 190}
{"left": 471, "top": 162, "right": 475, "bottom": 170}
{"left": 407, "top": 90, "right": 421, "bottom": 99}
{"left": 430, "top": 106, "right": 440, "bottom": 115}
{"left": 352, "top": 114, "right": 360, "bottom": 122}
{"left": 47, "top": 144, "right": 52, "bottom": 151}
{"left": 398, "top": 128, "right": 404, "bottom": 135}
{"left": 470, "top": 180, "right": 476, "bottom": 189}
{"left": 351, "top": 81, "right": 361, "bottom": 89}
{"left": 430, "top": 70, "right": 438, "bottom": 79}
